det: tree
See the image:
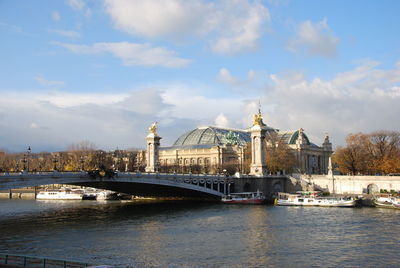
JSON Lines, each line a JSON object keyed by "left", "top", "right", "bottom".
{"left": 265, "top": 132, "right": 296, "bottom": 174}
{"left": 335, "top": 131, "right": 400, "bottom": 175}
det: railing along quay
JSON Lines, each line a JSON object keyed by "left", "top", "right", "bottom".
{"left": 0, "top": 253, "right": 91, "bottom": 268}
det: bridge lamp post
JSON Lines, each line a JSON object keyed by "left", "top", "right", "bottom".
{"left": 27, "top": 146, "right": 31, "bottom": 172}
{"left": 53, "top": 157, "right": 58, "bottom": 171}
{"left": 179, "top": 157, "right": 183, "bottom": 174}
{"left": 156, "top": 161, "right": 160, "bottom": 173}
{"left": 15, "top": 159, "right": 20, "bottom": 172}
{"left": 58, "top": 154, "right": 63, "bottom": 172}
{"left": 80, "top": 156, "right": 85, "bottom": 171}
{"left": 38, "top": 161, "right": 42, "bottom": 173}
{"left": 22, "top": 154, "right": 27, "bottom": 172}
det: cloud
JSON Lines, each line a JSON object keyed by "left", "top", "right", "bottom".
{"left": 217, "top": 68, "right": 240, "bottom": 85}
{"left": 48, "top": 29, "right": 81, "bottom": 38}
{"left": 66, "top": 0, "right": 91, "bottom": 17}
{"left": 2, "top": 61, "right": 399, "bottom": 152}
{"left": 263, "top": 60, "right": 400, "bottom": 145}
{"left": 0, "top": 21, "right": 24, "bottom": 34}
{"left": 214, "top": 113, "right": 230, "bottom": 128}
{"left": 287, "top": 19, "right": 339, "bottom": 57}
{"left": 52, "top": 11, "right": 61, "bottom": 21}
{"left": 53, "top": 41, "right": 190, "bottom": 68}
{"left": 0, "top": 84, "right": 254, "bottom": 152}
{"left": 104, "top": 0, "right": 270, "bottom": 54}
{"left": 35, "top": 75, "right": 65, "bottom": 87}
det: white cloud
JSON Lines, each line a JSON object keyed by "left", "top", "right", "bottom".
{"left": 104, "top": 0, "right": 270, "bottom": 54}
{"left": 49, "top": 29, "right": 81, "bottom": 38}
{"left": 217, "top": 68, "right": 240, "bottom": 85}
{"left": 287, "top": 19, "right": 339, "bottom": 57}
{"left": 52, "top": 11, "right": 61, "bottom": 21}
{"left": 2, "top": 61, "right": 400, "bottom": 152}
{"left": 214, "top": 113, "right": 230, "bottom": 128}
{"left": 53, "top": 41, "right": 190, "bottom": 68}
{"left": 35, "top": 75, "right": 65, "bottom": 87}
{"left": 66, "top": 0, "right": 91, "bottom": 17}
{"left": 67, "top": 0, "right": 85, "bottom": 10}
{"left": 263, "top": 61, "right": 400, "bottom": 145}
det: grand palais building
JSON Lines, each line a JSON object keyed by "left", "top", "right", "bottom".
{"left": 140, "top": 116, "right": 333, "bottom": 175}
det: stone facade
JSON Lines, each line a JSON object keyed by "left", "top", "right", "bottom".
{"left": 142, "top": 113, "right": 333, "bottom": 175}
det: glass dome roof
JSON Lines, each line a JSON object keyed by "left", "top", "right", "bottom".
{"left": 173, "top": 127, "right": 251, "bottom": 147}
{"left": 278, "top": 130, "right": 310, "bottom": 145}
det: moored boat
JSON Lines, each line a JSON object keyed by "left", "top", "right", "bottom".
{"left": 373, "top": 194, "right": 400, "bottom": 209}
{"left": 36, "top": 188, "right": 84, "bottom": 200}
{"left": 276, "top": 192, "right": 357, "bottom": 207}
{"left": 96, "top": 190, "right": 119, "bottom": 201}
{"left": 221, "top": 191, "right": 266, "bottom": 204}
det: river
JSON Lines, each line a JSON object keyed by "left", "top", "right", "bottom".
{"left": 0, "top": 199, "right": 399, "bottom": 267}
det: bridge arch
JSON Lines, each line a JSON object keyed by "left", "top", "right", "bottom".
{"left": 0, "top": 172, "right": 228, "bottom": 199}
{"left": 367, "top": 184, "right": 379, "bottom": 194}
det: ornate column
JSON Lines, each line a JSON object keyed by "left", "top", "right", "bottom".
{"left": 249, "top": 111, "right": 268, "bottom": 177}
{"left": 145, "top": 122, "right": 162, "bottom": 173}
{"left": 322, "top": 133, "right": 333, "bottom": 174}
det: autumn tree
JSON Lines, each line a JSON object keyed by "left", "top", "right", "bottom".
{"left": 334, "top": 131, "right": 400, "bottom": 175}
{"left": 265, "top": 132, "right": 296, "bottom": 174}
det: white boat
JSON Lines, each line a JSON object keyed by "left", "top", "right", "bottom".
{"left": 222, "top": 191, "right": 266, "bottom": 204}
{"left": 36, "top": 188, "right": 84, "bottom": 200}
{"left": 276, "top": 192, "right": 357, "bottom": 207}
{"left": 373, "top": 194, "right": 400, "bottom": 209}
{"left": 96, "top": 190, "right": 119, "bottom": 200}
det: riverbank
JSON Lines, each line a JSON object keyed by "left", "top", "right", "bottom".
{"left": 0, "top": 189, "right": 36, "bottom": 199}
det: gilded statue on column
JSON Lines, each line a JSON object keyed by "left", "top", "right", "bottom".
{"left": 149, "top": 122, "right": 158, "bottom": 134}
{"left": 253, "top": 112, "right": 265, "bottom": 127}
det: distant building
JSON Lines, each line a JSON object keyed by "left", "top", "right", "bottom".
{"left": 156, "top": 119, "right": 332, "bottom": 175}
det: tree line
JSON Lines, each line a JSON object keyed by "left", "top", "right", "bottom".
{"left": 334, "top": 131, "right": 400, "bottom": 175}
{"left": 0, "top": 141, "right": 139, "bottom": 173}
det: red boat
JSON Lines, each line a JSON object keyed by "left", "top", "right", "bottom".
{"left": 221, "top": 191, "right": 266, "bottom": 204}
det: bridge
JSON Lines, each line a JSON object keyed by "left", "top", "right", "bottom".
{"left": 0, "top": 171, "right": 236, "bottom": 199}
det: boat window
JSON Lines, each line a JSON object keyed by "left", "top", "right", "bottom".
{"left": 298, "top": 199, "right": 304, "bottom": 202}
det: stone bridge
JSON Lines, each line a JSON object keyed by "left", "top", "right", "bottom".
{"left": 0, "top": 171, "right": 237, "bottom": 199}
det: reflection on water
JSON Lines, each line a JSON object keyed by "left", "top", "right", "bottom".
{"left": 0, "top": 200, "right": 399, "bottom": 267}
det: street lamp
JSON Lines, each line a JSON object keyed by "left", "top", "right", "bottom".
{"left": 22, "top": 154, "right": 27, "bottom": 171}
{"left": 27, "top": 146, "right": 31, "bottom": 172}
{"left": 58, "top": 154, "right": 63, "bottom": 171}
{"left": 80, "top": 156, "right": 85, "bottom": 171}
{"left": 15, "top": 159, "right": 20, "bottom": 172}
{"left": 53, "top": 157, "right": 58, "bottom": 171}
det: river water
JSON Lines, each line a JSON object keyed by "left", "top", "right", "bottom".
{"left": 0, "top": 199, "right": 399, "bottom": 268}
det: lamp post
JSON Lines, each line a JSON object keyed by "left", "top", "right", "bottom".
{"left": 15, "top": 159, "right": 20, "bottom": 172}
{"left": 58, "top": 154, "right": 63, "bottom": 171}
{"left": 27, "top": 146, "right": 31, "bottom": 172}
{"left": 53, "top": 157, "right": 58, "bottom": 171}
{"left": 156, "top": 161, "right": 160, "bottom": 173}
{"left": 22, "top": 154, "right": 27, "bottom": 172}
{"left": 80, "top": 156, "right": 85, "bottom": 171}
{"left": 38, "top": 161, "right": 42, "bottom": 173}
{"left": 179, "top": 157, "right": 183, "bottom": 174}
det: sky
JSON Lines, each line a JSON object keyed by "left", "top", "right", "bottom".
{"left": 1, "top": 0, "right": 400, "bottom": 153}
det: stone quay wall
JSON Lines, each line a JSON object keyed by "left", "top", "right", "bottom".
{"left": 301, "top": 174, "right": 400, "bottom": 194}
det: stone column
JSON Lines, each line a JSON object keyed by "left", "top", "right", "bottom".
{"left": 249, "top": 111, "right": 268, "bottom": 177}
{"left": 145, "top": 122, "right": 162, "bottom": 173}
